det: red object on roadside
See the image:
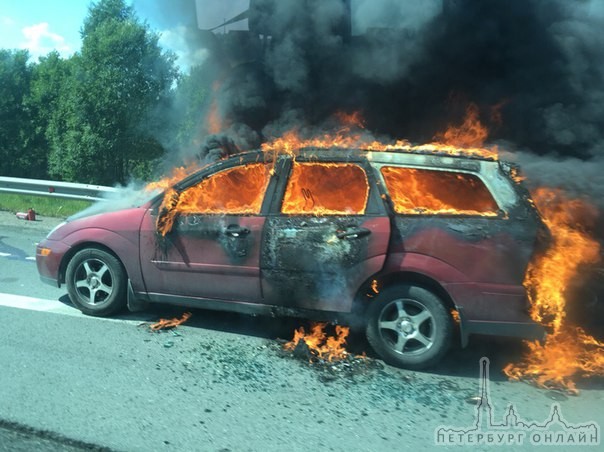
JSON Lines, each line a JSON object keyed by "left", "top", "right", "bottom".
{"left": 16, "top": 208, "right": 36, "bottom": 220}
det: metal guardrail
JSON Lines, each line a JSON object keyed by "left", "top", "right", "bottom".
{"left": 0, "top": 176, "right": 118, "bottom": 202}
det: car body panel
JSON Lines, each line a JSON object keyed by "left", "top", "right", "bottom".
{"left": 139, "top": 212, "right": 265, "bottom": 302}
{"left": 261, "top": 215, "right": 390, "bottom": 311}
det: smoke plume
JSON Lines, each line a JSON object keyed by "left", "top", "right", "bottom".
{"left": 140, "top": 0, "right": 604, "bottom": 205}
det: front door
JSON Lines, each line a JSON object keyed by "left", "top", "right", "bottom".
{"left": 139, "top": 161, "right": 272, "bottom": 302}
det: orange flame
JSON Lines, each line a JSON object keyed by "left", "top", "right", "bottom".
{"left": 145, "top": 166, "right": 196, "bottom": 192}
{"left": 504, "top": 188, "right": 602, "bottom": 393}
{"left": 504, "top": 327, "right": 604, "bottom": 394}
{"left": 434, "top": 103, "right": 488, "bottom": 148}
{"left": 333, "top": 110, "right": 366, "bottom": 129}
{"left": 381, "top": 166, "right": 499, "bottom": 216}
{"left": 156, "top": 163, "right": 270, "bottom": 236}
{"left": 524, "top": 189, "right": 600, "bottom": 333}
{"left": 207, "top": 100, "right": 222, "bottom": 135}
{"left": 149, "top": 312, "right": 192, "bottom": 331}
{"left": 261, "top": 107, "right": 497, "bottom": 161}
{"left": 152, "top": 106, "right": 501, "bottom": 239}
{"left": 206, "top": 81, "right": 225, "bottom": 134}
{"left": 284, "top": 322, "right": 351, "bottom": 362}
{"left": 281, "top": 162, "right": 369, "bottom": 215}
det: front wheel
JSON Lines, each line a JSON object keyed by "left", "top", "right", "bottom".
{"left": 65, "top": 248, "right": 127, "bottom": 316}
{"left": 366, "top": 284, "right": 453, "bottom": 369}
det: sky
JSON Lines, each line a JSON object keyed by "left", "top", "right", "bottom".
{"left": 0, "top": 0, "right": 205, "bottom": 65}
{"left": 0, "top": 0, "right": 93, "bottom": 60}
{"left": 0, "top": 0, "right": 443, "bottom": 65}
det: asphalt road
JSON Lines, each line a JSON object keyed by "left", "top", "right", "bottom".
{"left": 0, "top": 211, "right": 603, "bottom": 451}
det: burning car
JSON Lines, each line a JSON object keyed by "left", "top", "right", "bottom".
{"left": 36, "top": 147, "right": 547, "bottom": 369}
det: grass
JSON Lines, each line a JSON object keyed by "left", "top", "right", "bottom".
{"left": 0, "top": 193, "right": 93, "bottom": 218}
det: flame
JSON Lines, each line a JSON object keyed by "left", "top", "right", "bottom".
{"left": 260, "top": 129, "right": 498, "bottom": 160}
{"left": 206, "top": 81, "right": 225, "bottom": 134}
{"left": 145, "top": 166, "right": 196, "bottom": 192}
{"left": 156, "top": 163, "right": 270, "bottom": 236}
{"left": 207, "top": 100, "right": 222, "bottom": 134}
{"left": 333, "top": 110, "right": 366, "bottom": 129}
{"left": 504, "top": 188, "right": 602, "bottom": 393}
{"left": 371, "top": 279, "right": 379, "bottom": 294}
{"left": 523, "top": 189, "right": 600, "bottom": 333}
{"left": 284, "top": 322, "right": 351, "bottom": 362}
{"left": 451, "top": 309, "right": 460, "bottom": 324}
{"left": 434, "top": 103, "right": 488, "bottom": 148}
{"left": 261, "top": 107, "right": 497, "bottom": 161}
{"left": 381, "top": 166, "right": 499, "bottom": 216}
{"left": 149, "top": 312, "right": 192, "bottom": 331}
{"left": 504, "top": 327, "right": 604, "bottom": 394}
{"left": 281, "top": 162, "right": 369, "bottom": 215}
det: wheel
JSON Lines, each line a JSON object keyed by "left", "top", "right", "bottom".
{"left": 65, "top": 248, "right": 127, "bottom": 316}
{"left": 366, "top": 284, "right": 453, "bottom": 369}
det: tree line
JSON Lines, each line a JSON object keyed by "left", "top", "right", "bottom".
{"left": 0, "top": 0, "right": 207, "bottom": 186}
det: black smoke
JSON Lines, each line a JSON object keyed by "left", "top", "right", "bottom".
{"left": 142, "top": 0, "right": 604, "bottom": 204}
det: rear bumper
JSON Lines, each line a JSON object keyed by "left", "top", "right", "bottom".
{"left": 444, "top": 282, "right": 545, "bottom": 346}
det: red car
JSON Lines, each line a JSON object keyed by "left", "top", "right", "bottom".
{"left": 36, "top": 149, "right": 546, "bottom": 368}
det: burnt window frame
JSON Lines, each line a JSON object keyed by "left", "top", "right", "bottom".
{"left": 371, "top": 163, "right": 505, "bottom": 218}
{"left": 267, "top": 154, "right": 386, "bottom": 217}
{"left": 151, "top": 151, "right": 279, "bottom": 217}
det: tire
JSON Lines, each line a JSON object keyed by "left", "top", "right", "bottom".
{"left": 366, "top": 284, "right": 453, "bottom": 369}
{"left": 65, "top": 248, "right": 127, "bottom": 317}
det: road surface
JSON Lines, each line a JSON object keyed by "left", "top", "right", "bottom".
{"left": 0, "top": 211, "right": 602, "bottom": 451}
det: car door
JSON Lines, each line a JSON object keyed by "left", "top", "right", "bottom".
{"left": 139, "top": 159, "right": 273, "bottom": 303}
{"left": 261, "top": 157, "right": 390, "bottom": 312}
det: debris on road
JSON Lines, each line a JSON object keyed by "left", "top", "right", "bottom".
{"left": 278, "top": 322, "right": 383, "bottom": 382}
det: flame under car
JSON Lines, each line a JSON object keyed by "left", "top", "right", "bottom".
{"left": 36, "top": 149, "right": 547, "bottom": 369}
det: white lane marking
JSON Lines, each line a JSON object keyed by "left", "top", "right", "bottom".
{"left": 0, "top": 253, "right": 36, "bottom": 260}
{"left": 0, "top": 292, "right": 80, "bottom": 316}
{"left": 0, "top": 292, "right": 150, "bottom": 324}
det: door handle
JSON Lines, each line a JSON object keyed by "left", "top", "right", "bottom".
{"left": 224, "top": 224, "right": 250, "bottom": 238}
{"left": 336, "top": 227, "right": 371, "bottom": 240}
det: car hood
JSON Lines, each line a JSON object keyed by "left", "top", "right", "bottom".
{"left": 48, "top": 205, "right": 151, "bottom": 241}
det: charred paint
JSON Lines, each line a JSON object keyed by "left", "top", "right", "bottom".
{"left": 170, "top": 215, "right": 254, "bottom": 265}
{"left": 261, "top": 215, "right": 389, "bottom": 311}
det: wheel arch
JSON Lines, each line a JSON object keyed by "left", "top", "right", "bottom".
{"left": 356, "top": 271, "right": 457, "bottom": 312}
{"left": 59, "top": 242, "right": 126, "bottom": 285}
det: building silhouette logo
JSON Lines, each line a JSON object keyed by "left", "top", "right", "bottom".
{"left": 435, "top": 357, "right": 600, "bottom": 446}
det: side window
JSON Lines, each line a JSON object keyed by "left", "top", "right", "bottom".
{"left": 380, "top": 166, "right": 499, "bottom": 216}
{"left": 281, "top": 162, "right": 369, "bottom": 215}
{"left": 178, "top": 163, "right": 270, "bottom": 214}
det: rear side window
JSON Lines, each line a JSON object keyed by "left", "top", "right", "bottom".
{"left": 178, "top": 163, "right": 270, "bottom": 214}
{"left": 282, "top": 162, "right": 369, "bottom": 215}
{"left": 380, "top": 166, "right": 499, "bottom": 216}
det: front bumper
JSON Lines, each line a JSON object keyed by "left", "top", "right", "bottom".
{"left": 36, "top": 239, "right": 71, "bottom": 288}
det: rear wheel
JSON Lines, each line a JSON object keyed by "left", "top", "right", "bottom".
{"left": 366, "top": 284, "right": 452, "bottom": 369}
{"left": 66, "top": 248, "right": 127, "bottom": 316}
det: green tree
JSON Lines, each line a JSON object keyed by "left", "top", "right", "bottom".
{"left": 24, "top": 51, "right": 74, "bottom": 179}
{"left": 48, "top": 0, "right": 178, "bottom": 184}
{"left": 0, "top": 49, "right": 32, "bottom": 177}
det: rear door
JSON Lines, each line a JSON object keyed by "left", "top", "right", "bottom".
{"left": 139, "top": 159, "right": 273, "bottom": 302}
{"left": 261, "top": 157, "right": 390, "bottom": 312}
